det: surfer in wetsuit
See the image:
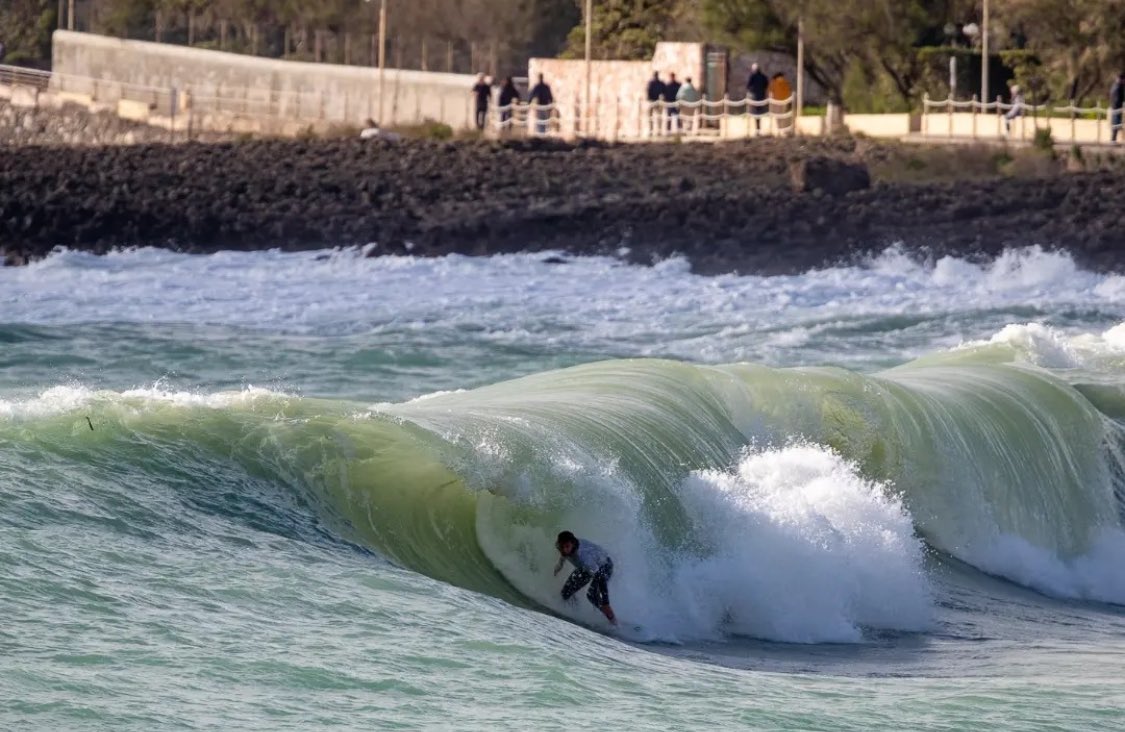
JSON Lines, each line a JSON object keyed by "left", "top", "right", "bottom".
{"left": 553, "top": 530, "right": 617, "bottom": 625}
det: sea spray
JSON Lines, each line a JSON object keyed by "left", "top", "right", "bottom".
{"left": 667, "top": 444, "right": 932, "bottom": 643}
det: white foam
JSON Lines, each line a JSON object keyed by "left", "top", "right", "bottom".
{"left": 958, "top": 322, "right": 1125, "bottom": 371}
{"left": 1, "top": 245, "right": 1120, "bottom": 368}
{"left": 479, "top": 443, "right": 933, "bottom": 644}
{"left": 0, "top": 384, "right": 286, "bottom": 421}
{"left": 661, "top": 445, "right": 933, "bottom": 643}
{"left": 968, "top": 528, "right": 1125, "bottom": 604}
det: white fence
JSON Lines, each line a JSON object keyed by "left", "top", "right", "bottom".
{"left": 489, "top": 96, "right": 799, "bottom": 140}
{"left": 922, "top": 94, "right": 1124, "bottom": 145}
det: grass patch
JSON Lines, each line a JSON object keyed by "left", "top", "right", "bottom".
{"left": 388, "top": 119, "right": 455, "bottom": 140}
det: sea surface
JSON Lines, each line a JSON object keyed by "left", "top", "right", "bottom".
{"left": 2, "top": 246, "right": 1124, "bottom": 730}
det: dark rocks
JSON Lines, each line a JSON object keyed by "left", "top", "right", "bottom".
{"left": 790, "top": 157, "right": 871, "bottom": 196}
{"left": 1, "top": 116, "right": 1124, "bottom": 274}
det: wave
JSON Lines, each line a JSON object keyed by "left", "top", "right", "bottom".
{"left": 3, "top": 324, "right": 1125, "bottom": 641}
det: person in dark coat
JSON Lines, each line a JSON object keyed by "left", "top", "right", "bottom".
{"left": 646, "top": 71, "right": 666, "bottom": 134}
{"left": 663, "top": 72, "right": 682, "bottom": 131}
{"left": 646, "top": 71, "right": 665, "bottom": 103}
{"left": 472, "top": 73, "right": 492, "bottom": 130}
{"left": 528, "top": 74, "right": 554, "bottom": 135}
{"left": 1112, "top": 72, "right": 1125, "bottom": 143}
{"left": 747, "top": 63, "right": 769, "bottom": 131}
{"left": 498, "top": 77, "right": 522, "bottom": 130}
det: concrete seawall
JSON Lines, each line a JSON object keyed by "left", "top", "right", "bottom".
{"left": 50, "top": 30, "right": 476, "bottom": 132}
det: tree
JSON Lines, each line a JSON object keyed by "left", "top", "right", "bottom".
{"left": 701, "top": 0, "right": 962, "bottom": 108}
{"left": 561, "top": 0, "right": 679, "bottom": 60}
{"left": 994, "top": 0, "right": 1125, "bottom": 102}
{"left": 0, "top": 0, "right": 57, "bottom": 66}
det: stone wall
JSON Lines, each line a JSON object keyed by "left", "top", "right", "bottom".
{"left": 0, "top": 86, "right": 233, "bottom": 145}
{"left": 528, "top": 42, "right": 708, "bottom": 139}
{"left": 51, "top": 30, "right": 478, "bottom": 130}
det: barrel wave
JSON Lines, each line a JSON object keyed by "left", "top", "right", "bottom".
{"left": 4, "top": 327, "right": 1124, "bottom": 643}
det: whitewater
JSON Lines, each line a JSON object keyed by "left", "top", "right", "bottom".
{"left": 2, "top": 246, "right": 1125, "bottom": 730}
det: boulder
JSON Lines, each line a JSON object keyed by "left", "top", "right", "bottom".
{"left": 790, "top": 156, "right": 871, "bottom": 196}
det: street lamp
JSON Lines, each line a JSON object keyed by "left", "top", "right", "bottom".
{"left": 796, "top": 17, "right": 804, "bottom": 127}
{"left": 981, "top": 0, "right": 990, "bottom": 107}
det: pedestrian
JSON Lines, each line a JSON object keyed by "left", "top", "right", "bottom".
{"left": 676, "top": 76, "right": 701, "bottom": 134}
{"left": 1111, "top": 72, "right": 1125, "bottom": 143}
{"left": 359, "top": 118, "right": 401, "bottom": 142}
{"left": 769, "top": 73, "right": 792, "bottom": 110}
{"left": 664, "top": 72, "right": 682, "bottom": 132}
{"left": 528, "top": 73, "right": 554, "bottom": 135}
{"left": 646, "top": 71, "right": 665, "bottom": 136}
{"left": 472, "top": 73, "right": 492, "bottom": 131}
{"left": 769, "top": 72, "right": 793, "bottom": 130}
{"left": 747, "top": 63, "right": 769, "bottom": 132}
{"left": 1004, "top": 83, "right": 1024, "bottom": 135}
{"left": 498, "top": 76, "right": 522, "bottom": 132}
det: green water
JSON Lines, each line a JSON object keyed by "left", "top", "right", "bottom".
{"left": 3, "top": 248, "right": 1125, "bottom": 730}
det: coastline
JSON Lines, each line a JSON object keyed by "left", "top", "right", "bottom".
{"left": 2, "top": 134, "right": 1123, "bottom": 273}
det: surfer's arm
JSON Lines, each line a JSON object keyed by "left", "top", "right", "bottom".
{"left": 553, "top": 556, "right": 565, "bottom": 576}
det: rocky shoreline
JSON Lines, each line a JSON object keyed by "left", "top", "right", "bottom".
{"left": 2, "top": 128, "right": 1124, "bottom": 274}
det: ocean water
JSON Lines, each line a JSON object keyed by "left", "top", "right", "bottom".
{"left": 2, "top": 246, "right": 1124, "bottom": 730}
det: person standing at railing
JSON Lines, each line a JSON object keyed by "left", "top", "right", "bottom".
{"left": 498, "top": 77, "right": 522, "bottom": 133}
{"left": 1004, "top": 84, "right": 1025, "bottom": 135}
{"left": 528, "top": 74, "right": 554, "bottom": 135}
{"left": 664, "top": 73, "right": 682, "bottom": 133}
{"left": 646, "top": 71, "right": 665, "bottom": 136}
{"left": 472, "top": 74, "right": 493, "bottom": 131}
{"left": 676, "top": 77, "right": 701, "bottom": 134}
{"left": 747, "top": 63, "right": 769, "bottom": 134}
{"left": 769, "top": 72, "right": 792, "bottom": 131}
{"left": 1111, "top": 73, "right": 1125, "bottom": 143}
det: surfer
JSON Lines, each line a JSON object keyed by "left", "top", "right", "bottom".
{"left": 553, "top": 531, "right": 617, "bottom": 625}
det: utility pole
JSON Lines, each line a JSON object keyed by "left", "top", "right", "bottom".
{"left": 379, "top": 0, "right": 387, "bottom": 122}
{"left": 584, "top": 0, "right": 592, "bottom": 136}
{"left": 796, "top": 17, "right": 805, "bottom": 133}
{"left": 68, "top": 0, "right": 74, "bottom": 30}
{"left": 366, "top": 0, "right": 387, "bottom": 122}
{"left": 981, "top": 0, "right": 990, "bottom": 107}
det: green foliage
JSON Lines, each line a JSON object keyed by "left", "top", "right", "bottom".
{"left": 1032, "top": 126, "right": 1054, "bottom": 152}
{"left": 999, "top": 50, "right": 1047, "bottom": 100}
{"left": 391, "top": 119, "right": 454, "bottom": 140}
{"left": 96, "top": 0, "right": 157, "bottom": 39}
{"left": 562, "top": 0, "right": 675, "bottom": 60}
{"left": 700, "top": 0, "right": 961, "bottom": 108}
{"left": 842, "top": 63, "right": 913, "bottom": 114}
{"left": 0, "top": 0, "right": 57, "bottom": 65}
{"left": 994, "top": 0, "right": 1125, "bottom": 102}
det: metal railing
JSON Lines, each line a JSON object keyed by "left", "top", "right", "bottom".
{"left": 0, "top": 64, "right": 52, "bottom": 91}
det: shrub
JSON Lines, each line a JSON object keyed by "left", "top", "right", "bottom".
{"left": 1032, "top": 126, "right": 1054, "bottom": 153}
